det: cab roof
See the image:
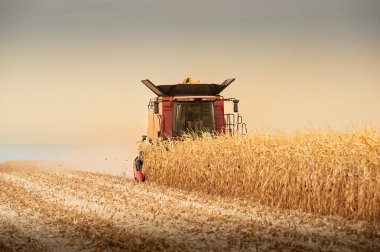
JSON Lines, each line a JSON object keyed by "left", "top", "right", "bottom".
{"left": 141, "top": 79, "right": 235, "bottom": 97}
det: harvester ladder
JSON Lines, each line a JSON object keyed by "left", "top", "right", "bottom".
{"left": 224, "top": 113, "right": 247, "bottom": 135}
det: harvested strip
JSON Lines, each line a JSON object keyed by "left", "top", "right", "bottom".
{"left": 1, "top": 168, "right": 379, "bottom": 251}
{"left": 0, "top": 177, "right": 187, "bottom": 251}
{"left": 0, "top": 205, "right": 49, "bottom": 252}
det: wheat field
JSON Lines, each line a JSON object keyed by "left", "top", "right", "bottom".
{"left": 142, "top": 127, "right": 380, "bottom": 222}
{"left": 1, "top": 161, "right": 379, "bottom": 251}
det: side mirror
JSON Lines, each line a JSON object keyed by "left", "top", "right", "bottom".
{"left": 233, "top": 100, "right": 239, "bottom": 113}
{"left": 154, "top": 101, "right": 159, "bottom": 114}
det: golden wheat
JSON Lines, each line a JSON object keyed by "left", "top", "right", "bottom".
{"left": 141, "top": 127, "right": 380, "bottom": 222}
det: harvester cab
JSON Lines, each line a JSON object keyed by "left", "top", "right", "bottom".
{"left": 133, "top": 78, "right": 247, "bottom": 182}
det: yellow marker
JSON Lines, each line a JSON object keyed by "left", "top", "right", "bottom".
{"left": 182, "top": 77, "right": 200, "bottom": 84}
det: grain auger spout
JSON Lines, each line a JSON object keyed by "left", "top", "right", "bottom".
{"left": 133, "top": 77, "right": 246, "bottom": 182}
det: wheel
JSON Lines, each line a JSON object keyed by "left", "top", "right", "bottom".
{"left": 133, "top": 156, "right": 145, "bottom": 182}
{"left": 133, "top": 157, "right": 138, "bottom": 181}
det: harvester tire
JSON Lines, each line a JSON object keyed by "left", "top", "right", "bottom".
{"left": 133, "top": 156, "right": 145, "bottom": 182}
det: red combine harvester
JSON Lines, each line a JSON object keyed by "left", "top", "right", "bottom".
{"left": 133, "top": 78, "right": 246, "bottom": 182}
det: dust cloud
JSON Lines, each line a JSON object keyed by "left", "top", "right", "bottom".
{"left": 0, "top": 144, "right": 138, "bottom": 178}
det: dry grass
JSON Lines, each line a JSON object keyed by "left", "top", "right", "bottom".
{"left": 141, "top": 126, "right": 380, "bottom": 222}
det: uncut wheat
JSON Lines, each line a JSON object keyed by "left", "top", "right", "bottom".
{"left": 141, "top": 127, "right": 380, "bottom": 222}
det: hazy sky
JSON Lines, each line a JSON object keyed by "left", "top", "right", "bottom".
{"left": 1, "top": 0, "right": 380, "bottom": 146}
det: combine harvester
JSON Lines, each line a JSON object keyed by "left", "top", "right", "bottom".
{"left": 133, "top": 78, "right": 246, "bottom": 182}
